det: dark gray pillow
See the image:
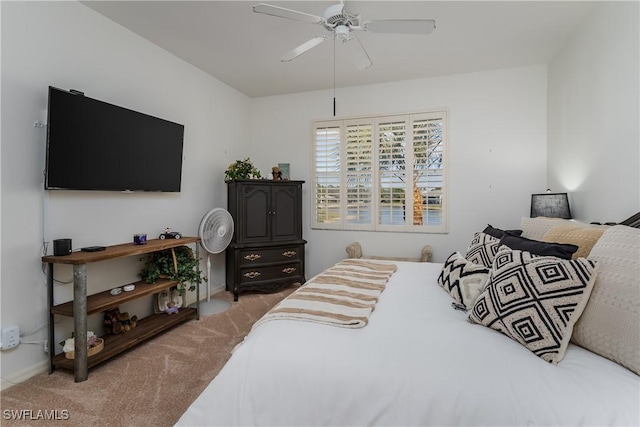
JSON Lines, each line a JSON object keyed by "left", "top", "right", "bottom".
{"left": 483, "top": 224, "right": 523, "bottom": 239}
{"left": 499, "top": 232, "right": 578, "bottom": 260}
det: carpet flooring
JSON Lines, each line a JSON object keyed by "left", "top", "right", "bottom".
{"left": 0, "top": 286, "right": 296, "bottom": 427}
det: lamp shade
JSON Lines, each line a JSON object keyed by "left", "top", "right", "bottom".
{"left": 530, "top": 192, "right": 572, "bottom": 219}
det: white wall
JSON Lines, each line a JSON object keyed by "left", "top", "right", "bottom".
{"left": 1, "top": 1, "right": 249, "bottom": 387}
{"left": 249, "top": 66, "right": 548, "bottom": 277}
{"left": 8, "top": 0, "right": 627, "bottom": 388}
{"left": 547, "top": 1, "right": 640, "bottom": 223}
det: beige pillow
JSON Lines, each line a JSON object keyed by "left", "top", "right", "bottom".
{"left": 520, "top": 217, "right": 575, "bottom": 241}
{"left": 542, "top": 225, "right": 606, "bottom": 259}
{"left": 572, "top": 225, "right": 640, "bottom": 375}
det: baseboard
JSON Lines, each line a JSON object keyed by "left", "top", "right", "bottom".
{"left": 210, "top": 284, "right": 226, "bottom": 295}
{"left": 184, "top": 284, "right": 226, "bottom": 307}
{"left": 195, "top": 283, "right": 226, "bottom": 302}
{"left": 1, "top": 360, "right": 49, "bottom": 391}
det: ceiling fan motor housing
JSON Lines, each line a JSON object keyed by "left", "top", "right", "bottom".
{"left": 323, "top": 4, "right": 358, "bottom": 29}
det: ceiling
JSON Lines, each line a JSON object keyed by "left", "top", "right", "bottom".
{"left": 82, "top": 1, "right": 599, "bottom": 98}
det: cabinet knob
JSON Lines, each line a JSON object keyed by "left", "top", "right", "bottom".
{"left": 244, "top": 271, "right": 261, "bottom": 279}
{"left": 282, "top": 267, "right": 297, "bottom": 274}
{"left": 243, "top": 254, "right": 262, "bottom": 261}
{"left": 282, "top": 250, "right": 297, "bottom": 258}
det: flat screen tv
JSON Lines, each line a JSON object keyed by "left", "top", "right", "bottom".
{"left": 45, "top": 86, "right": 184, "bottom": 192}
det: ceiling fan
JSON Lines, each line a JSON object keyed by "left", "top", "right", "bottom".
{"left": 253, "top": 2, "right": 436, "bottom": 70}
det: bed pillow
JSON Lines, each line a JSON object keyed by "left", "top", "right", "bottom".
{"left": 438, "top": 252, "right": 490, "bottom": 309}
{"left": 541, "top": 225, "right": 605, "bottom": 259}
{"left": 465, "top": 232, "right": 500, "bottom": 268}
{"left": 572, "top": 225, "right": 640, "bottom": 375}
{"left": 520, "top": 217, "right": 575, "bottom": 241}
{"left": 499, "top": 232, "right": 578, "bottom": 260}
{"left": 468, "top": 246, "right": 597, "bottom": 364}
{"left": 483, "top": 224, "right": 523, "bottom": 239}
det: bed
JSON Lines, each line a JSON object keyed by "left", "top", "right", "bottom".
{"left": 177, "top": 222, "right": 640, "bottom": 426}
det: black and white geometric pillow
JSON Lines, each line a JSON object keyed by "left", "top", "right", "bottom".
{"left": 465, "top": 232, "right": 500, "bottom": 268}
{"left": 468, "top": 246, "right": 597, "bottom": 364}
{"left": 438, "top": 252, "right": 490, "bottom": 309}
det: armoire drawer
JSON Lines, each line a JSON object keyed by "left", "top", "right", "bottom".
{"left": 239, "top": 246, "right": 302, "bottom": 266}
{"left": 239, "top": 262, "right": 302, "bottom": 284}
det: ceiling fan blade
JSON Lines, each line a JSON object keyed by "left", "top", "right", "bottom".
{"left": 364, "top": 19, "right": 436, "bottom": 35}
{"left": 344, "top": 36, "right": 372, "bottom": 70}
{"left": 253, "top": 3, "right": 324, "bottom": 25}
{"left": 282, "top": 36, "right": 330, "bottom": 62}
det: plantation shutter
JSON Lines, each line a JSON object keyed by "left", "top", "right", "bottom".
{"left": 312, "top": 110, "right": 447, "bottom": 233}
{"left": 377, "top": 118, "right": 407, "bottom": 227}
{"left": 344, "top": 120, "right": 374, "bottom": 228}
{"left": 314, "top": 124, "right": 342, "bottom": 228}
{"left": 412, "top": 113, "right": 445, "bottom": 227}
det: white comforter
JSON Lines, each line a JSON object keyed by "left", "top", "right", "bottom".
{"left": 177, "top": 261, "right": 640, "bottom": 426}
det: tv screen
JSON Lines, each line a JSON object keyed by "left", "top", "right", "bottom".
{"left": 45, "top": 86, "right": 184, "bottom": 192}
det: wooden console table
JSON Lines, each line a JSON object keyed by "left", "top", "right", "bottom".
{"left": 43, "top": 237, "right": 200, "bottom": 382}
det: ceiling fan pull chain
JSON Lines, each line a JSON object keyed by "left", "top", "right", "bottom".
{"left": 333, "top": 36, "right": 336, "bottom": 117}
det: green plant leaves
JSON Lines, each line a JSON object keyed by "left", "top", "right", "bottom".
{"left": 140, "top": 246, "right": 206, "bottom": 295}
{"left": 224, "top": 157, "right": 262, "bottom": 181}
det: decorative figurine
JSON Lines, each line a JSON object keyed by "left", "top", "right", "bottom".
{"left": 271, "top": 166, "right": 282, "bottom": 180}
{"left": 165, "top": 301, "right": 179, "bottom": 315}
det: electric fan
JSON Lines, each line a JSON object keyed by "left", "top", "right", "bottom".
{"left": 197, "top": 208, "right": 234, "bottom": 315}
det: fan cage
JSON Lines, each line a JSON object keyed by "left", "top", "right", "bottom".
{"left": 199, "top": 208, "right": 234, "bottom": 254}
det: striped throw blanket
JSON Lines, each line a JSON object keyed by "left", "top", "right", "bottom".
{"left": 254, "top": 259, "right": 397, "bottom": 329}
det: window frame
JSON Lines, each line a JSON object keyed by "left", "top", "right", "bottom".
{"left": 312, "top": 109, "right": 449, "bottom": 234}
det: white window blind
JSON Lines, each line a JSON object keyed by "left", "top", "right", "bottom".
{"left": 314, "top": 124, "right": 341, "bottom": 227}
{"left": 345, "top": 120, "right": 373, "bottom": 228}
{"left": 313, "top": 110, "right": 448, "bottom": 233}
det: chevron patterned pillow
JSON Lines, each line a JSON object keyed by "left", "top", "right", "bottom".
{"left": 438, "top": 252, "right": 490, "bottom": 309}
{"left": 468, "top": 246, "right": 597, "bottom": 364}
{"left": 465, "top": 232, "right": 500, "bottom": 268}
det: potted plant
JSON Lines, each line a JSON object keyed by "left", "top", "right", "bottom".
{"left": 225, "top": 158, "right": 262, "bottom": 181}
{"left": 140, "top": 246, "right": 206, "bottom": 296}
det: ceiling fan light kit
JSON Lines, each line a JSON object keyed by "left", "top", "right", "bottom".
{"left": 334, "top": 24, "right": 350, "bottom": 41}
{"left": 253, "top": 2, "right": 436, "bottom": 68}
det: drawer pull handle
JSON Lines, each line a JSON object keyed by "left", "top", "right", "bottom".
{"left": 282, "top": 251, "right": 297, "bottom": 258}
{"left": 244, "top": 254, "right": 262, "bottom": 261}
{"left": 282, "top": 267, "right": 297, "bottom": 274}
{"left": 244, "top": 271, "right": 261, "bottom": 279}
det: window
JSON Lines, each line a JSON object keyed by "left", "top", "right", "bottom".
{"left": 313, "top": 111, "right": 448, "bottom": 233}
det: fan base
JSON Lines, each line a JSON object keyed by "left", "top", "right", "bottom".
{"left": 195, "top": 299, "right": 231, "bottom": 316}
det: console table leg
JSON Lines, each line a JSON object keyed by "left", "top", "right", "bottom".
{"left": 73, "top": 264, "right": 88, "bottom": 382}
{"left": 195, "top": 244, "right": 200, "bottom": 320}
{"left": 47, "top": 263, "right": 55, "bottom": 374}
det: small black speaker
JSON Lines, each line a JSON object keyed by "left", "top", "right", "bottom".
{"left": 53, "top": 239, "right": 72, "bottom": 256}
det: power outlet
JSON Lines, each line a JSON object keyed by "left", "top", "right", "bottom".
{"left": 1, "top": 325, "right": 20, "bottom": 350}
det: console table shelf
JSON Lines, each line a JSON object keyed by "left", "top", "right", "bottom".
{"left": 51, "top": 308, "right": 196, "bottom": 372}
{"left": 50, "top": 278, "right": 180, "bottom": 317}
{"left": 42, "top": 237, "right": 200, "bottom": 264}
{"left": 44, "top": 237, "right": 201, "bottom": 382}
